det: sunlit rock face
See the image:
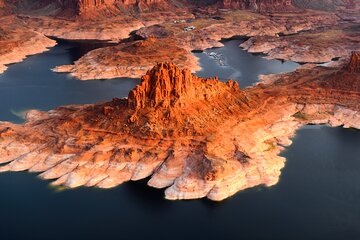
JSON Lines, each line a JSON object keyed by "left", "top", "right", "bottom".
{"left": 0, "top": 56, "right": 359, "bottom": 201}
{"left": 75, "top": 0, "right": 168, "bottom": 13}
{"left": 59, "top": 0, "right": 175, "bottom": 17}
{"left": 3, "top": 0, "right": 176, "bottom": 17}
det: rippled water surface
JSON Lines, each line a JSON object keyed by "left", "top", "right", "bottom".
{"left": 0, "top": 39, "right": 359, "bottom": 240}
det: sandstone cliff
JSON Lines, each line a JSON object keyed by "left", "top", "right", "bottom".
{"left": 75, "top": 0, "right": 173, "bottom": 16}
{"left": 0, "top": 16, "right": 56, "bottom": 74}
{"left": 292, "top": 0, "right": 359, "bottom": 10}
{"left": 5, "top": 0, "right": 183, "bottom": 18}
{"left": 220, "top": 0, "right": 294, "bottom": 11}
{"left": 128, "top": 62, "right": 195, "bottom": 110}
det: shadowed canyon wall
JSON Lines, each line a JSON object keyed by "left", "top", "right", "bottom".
{"left": 220, "top": 0, "right": 294, "bottom": 11}
{"left": 2, "top": 0, "right": 358, "bottom": 15}
{"left": 292, "top": 0, "right": 359, "bottom": 10}
{"left": 73, "top": 0, "right": 170, "bottom": 15}
{"left": 0, "top": 0, "right": 175, "bottom": 17}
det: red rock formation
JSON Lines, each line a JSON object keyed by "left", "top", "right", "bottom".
{"left": 345, "top": 51, "right": 360, "bottom": 73}
{"left": 0, "top": 16, "right": 56, "bottom": 74}
{"left": 220, "top": 0, "right": 294, "bottom": 11}
{"left": 126, "top": 62, "right": 241, "bottom": 127}
{"left": 4, "top": 0, "right": 177, "bottom": 17}
{"left": 128, "top": 62, "right": 195, "bottom": 110}
{"left": 0, "top": 0, "right": 13, "bottom": 15}
{"left": 292, "top": 0, "right": 359, "bottom": 10}
{"left": 0, "top": 59, "right": 359, "bottom": 201}
{"left": 59, "top": 0, "right": 173, "bottom": 17}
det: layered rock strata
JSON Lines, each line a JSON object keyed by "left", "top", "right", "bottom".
{"left": 54, "top": 9, "right": 341, "bottom": 79}
{"left": 0, "top": 56, "right": 359, "bottom": 201}
{"left": 2, "top": 0, "right": 356, "bottom": 78}
{"left": 292, "top": 0, "right": 359, "bottom": 11}
{"left": 220, "top": 0, "right": 294, "bottom": 11}
{"left": 75, "top": 0, "right": 173, "bottom": 15}
{"left": 241, "top": 23, "right": 360, "bottom": 63}
{"left": 54, "top": 37, "right": 200, "bottom": 79}
{"left": 8, "top": 0, "right": 182, "bottom": 18}
{"left": 0, "top": 16, "right": 56, "bottom": 74}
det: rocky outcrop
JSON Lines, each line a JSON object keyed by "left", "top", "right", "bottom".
{"left": 54, "top": 37, "right": 200, "bottom": 79}
{"left": 292, "top": 0, "right": 359, "bottom": 11}
{"left": 0, "top": 0, "right": 14, "bottom": 15}
{"left": 128, "top": 62, "right": 195, "bottom": 110}
{"left": 60, "top": 0, "right": 177, "bottom": 17}
{"left": 9, "top": 0, "right": 175, "bottom": 16}
{"left": 0, "top": 16, "right": 56, "bottom": 74}
{"left": 53, "top": 9, "right": 342, "bottom": 79}
{"left": 0, "top": 57, "right": 359, "bottom": 201}
{"left": 345, "top": 52, "right": 360, "bottom": 73}
{"left": 220, "top": 0, "right": 294, "bottom": 11}
{"left": 241, "top": 23, "right": 359, "bottom": 63}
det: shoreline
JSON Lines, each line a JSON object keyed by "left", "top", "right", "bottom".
{"left": 0, "top": 57, "right": 359, "bottom": 201}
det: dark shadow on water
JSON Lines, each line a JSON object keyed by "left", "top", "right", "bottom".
{"left": 219, "top": 35, "right": 249, "bottom": 43}
{"left": 122, "top": 178, "right": 168, "bottom": 205}
{"left": 51, "top": 37, "right": 118, "bottom": 62}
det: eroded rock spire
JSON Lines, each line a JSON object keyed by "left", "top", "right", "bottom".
{"left": 128, "top": 62, "right": 195, "bottom": 110}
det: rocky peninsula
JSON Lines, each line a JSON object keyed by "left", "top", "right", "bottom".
{"left": 0, "top": 52, "right": 359, "bottom": 201}
{"left": 0, "top": 15, "right": 56, "bottom": 74}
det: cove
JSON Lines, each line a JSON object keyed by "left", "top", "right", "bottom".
{"left": 0, "top": 39, "right": 139, "bottom": 123}
{"left": 194, "top": 39, "right": 300, "bottom": 87}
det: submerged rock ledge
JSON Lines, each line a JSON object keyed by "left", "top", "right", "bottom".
{"left": 0, "top": 54, "right": 360, "bottom": 201}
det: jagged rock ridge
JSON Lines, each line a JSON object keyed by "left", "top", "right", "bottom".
{"left": 128, "top": 62, "right": 195, "bottom": 110}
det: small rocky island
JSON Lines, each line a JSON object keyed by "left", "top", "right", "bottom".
{"left": 0, "top": 53, "right": 359, "bottom": 201}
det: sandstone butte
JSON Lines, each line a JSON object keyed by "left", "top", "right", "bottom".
{"left": 0, "top": 52, "right": 359, "bottom": 201}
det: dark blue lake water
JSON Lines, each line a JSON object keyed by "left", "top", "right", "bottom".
{"left": 0, "top": 39, "right": 139, "bottom": 123}
{"left": 194, "top": 39, "right": 299, "bottom": 87}
{"left": 0, "top": 39, "right": 359, "bottom": 240}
